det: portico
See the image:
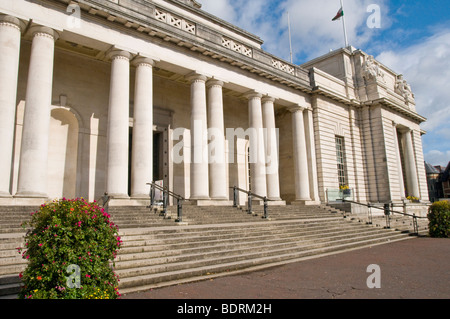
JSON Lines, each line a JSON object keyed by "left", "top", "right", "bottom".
{"left": 0, "top": 0, "right": 429, "bottom": 213}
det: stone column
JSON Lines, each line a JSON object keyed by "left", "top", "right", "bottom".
{"left": 246, "top": 92, "right": 267, "bottom": 197}
{"left": 187, "top": 73, "right": 209, "bottom": 200}
{"left": 402, "top": 129, "right": 420, "bottom": 199}
{"left": 207, "top": 79, "right": 227, "bottom": 200}
{"left": 131, "top": 57, "right": 154, "bottom": 198}
{"left": 289, "top": 106, "right": 311, "bottom": 202}
{"left": 16, "top": 26, "right": 59, "bottom": 198}
{"left": 0, "top": 16, "right": 24, "bottom": 197}
{"left": 392, "top": 122, "right": 405, "bottom": 199}
{"left": 261, "top": 96, "right": 281, "bottom": 200}
{"left": 106, "top": 50, "right": 131, "bottom": 199}
{"left": 305, "top": 108, "right": 320, "bottom": 202}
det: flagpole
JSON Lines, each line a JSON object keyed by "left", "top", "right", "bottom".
{"left": 340, "top": 0, "right": 349, "bottom": 47}
{"left": 287, "top": 12, "right": 293, "bottom": 63}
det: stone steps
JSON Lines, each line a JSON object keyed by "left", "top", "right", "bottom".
{"left": 0, "top": 204, "right": 415, "bottom": 298}
{"left": 116, "top": 221, "right": 410, "bottom": 294}
{"left": 0, "top": 206, "right": 37, "bottom": 234}
{"left": 348, "top": 212, "right": 430, "bottom": 236}
{"left": 116, "top": 228, "right": 392, "bottom": 267}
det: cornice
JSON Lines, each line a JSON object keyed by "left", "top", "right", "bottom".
{"left": 49, "top": 0, "right": 311, "bottom": 92}
{"left": 364, "top": 98, "right": 427, "bottom": 123}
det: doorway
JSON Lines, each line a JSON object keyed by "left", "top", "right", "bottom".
{"left": 153, "top": 131, "right": 164, "bottom": 182}
{"left": 127, "top": 126, "right": 168, "bottom": 196}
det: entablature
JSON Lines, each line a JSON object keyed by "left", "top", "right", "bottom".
{"left": 49, "top": 0, "right": 311, "bottom": 92}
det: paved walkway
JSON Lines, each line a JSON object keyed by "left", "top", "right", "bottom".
{"left": 122, "top": 237, "right": 450, "bottom": 299}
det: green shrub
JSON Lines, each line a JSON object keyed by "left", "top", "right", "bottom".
{"left": 17, "top": 198, "right": 122, "bottom": 299}
{"left": 427, "top": 201, "right": 450, "bottom": 238}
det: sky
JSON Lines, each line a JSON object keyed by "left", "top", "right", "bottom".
{"left": 198, "top": 0, "right": 450, "bottom": 167}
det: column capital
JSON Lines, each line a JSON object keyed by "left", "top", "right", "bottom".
{"left": 107, "top": 49, "right": 131, "bottom": 61}
{"left": 206, "top": 79, "right": 224, "bottom": 88}
{"left": 186, "top": 72, "right": 207, "bottom": 83}
{"left": 29, "top": 25, "right": 60, "bottom": 41}
{"left": 261, "top": 96, "right": 276, "bottom": 104}
{"left": 244, "top": 90, "right": 262, "bottom": 100}
{"left": 397, "top": 126, "right": 412, "bottom": 134}
{"left": 0, "top": 15, "right": 26, "bottom": 32}
{"left": 288, "top": 105, "right": 306, "bottom": 113}
{"left": 132, "top": 56, "right": 155, "bottom": 68}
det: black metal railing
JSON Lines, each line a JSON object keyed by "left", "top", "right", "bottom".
{"left": 147, "top": 182, "right": 185, "bottom": 223}
{"left": 342, "top": 199, "right": 427, "bottom": 235}
{"left": 99, "top": 192, "right": 110, "bottom": 212}
{"left": 230, "top": 186, "right": 270, "bottom": 219}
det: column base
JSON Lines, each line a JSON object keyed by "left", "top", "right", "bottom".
{"left": 1, "top": 196, "right": 47, "bottom": 206}
{"left": 0, "top": 192, "right": 12, "bottom": 198}
{"left": 187, "top": 199, "right": 233, "bottom": 206}
{"left": 210, "top": 196, "right": 229, "bottom": 201}
{"left": 267, "top": 200, "right": 286, "bottom": 206}
{"left": 108, "top": 197, "right": 151, "bottom": 207}
{"left": 248, "top": 199, "right": 287, "bottom": 206}
{"left": 14, "top": 192, "right": 48, "bottom": 199}
{"left": 130, "top": 194, "right": 150, "bottom": 200}
{"left": 107, "top": 193, "right": 130, "bottom": 199}
{"left": 291, "top": 199, "right": 321, "bottom": 206}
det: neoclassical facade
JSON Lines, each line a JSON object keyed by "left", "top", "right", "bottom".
{"left": 0, "top": 0, "right": 429, "bottom": 212}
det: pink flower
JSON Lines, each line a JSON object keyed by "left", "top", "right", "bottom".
{"left": 39, "top": 243, "right": 43, "bottom": 247}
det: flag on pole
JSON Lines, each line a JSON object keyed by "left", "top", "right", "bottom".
{"left": 332, "top": 7, "right": 344, "bottom": 21}
{"left": 332, "top": 0, "right": 349, "bottom": 47}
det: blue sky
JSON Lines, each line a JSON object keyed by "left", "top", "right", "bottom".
{"left": 199, "top": 0, "right": 450, "bottom": 167}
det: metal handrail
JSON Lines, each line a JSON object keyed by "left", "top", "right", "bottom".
{"left": 342, "top": 199, "right": 426, "bottom": 235}
{"left": 147, "top": 182, "right": 184, "bottom": 222}
{"left": 99, "top": 192, "right": 110, "bottom": 211}
{"left": 230, "top": 186, "right": 270, "bottom": 219}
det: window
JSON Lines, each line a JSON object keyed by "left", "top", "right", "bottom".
{"left": 335, "top": 136, "right": 347, "bottom": 187}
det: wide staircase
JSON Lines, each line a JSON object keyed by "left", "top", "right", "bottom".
{"left": 0, "top": 203, "right": 420, "bottom": 298}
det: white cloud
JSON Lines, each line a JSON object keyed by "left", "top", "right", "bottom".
{"left": 376, "top": 29, "right": 450, "bottom": 160}
{"left": 424, "top": 150, "right": 450, "bottom": 167}
{"left": 200, "top": 0, "right": 287, "bottom": 57}
{"left": 199, "top": 0, "right": 236, "bottom": 24}
{"left": 200, "top": 0, "right": 391, "bottom": 62}
{"left": 199, "top": 1, "right": 449, "bottom": 164}
{"left": 280, "top": 0, "right": 391, "bottom": 61}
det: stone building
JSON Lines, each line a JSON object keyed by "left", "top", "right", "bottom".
{"left": 426, "top": 162, "right": 450, "bottom": 202}
{"left": 425, "top": 162, "right": 442, "bottom": 202}
{"left": 0, "top": 0, "right": 429, "bottom": 214}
